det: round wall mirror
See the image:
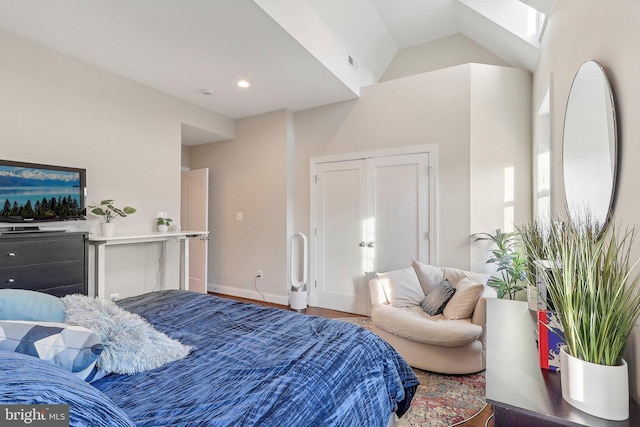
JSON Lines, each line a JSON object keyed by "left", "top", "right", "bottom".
{"left": 562, "top": 60, "right": 617, "bottom": 230}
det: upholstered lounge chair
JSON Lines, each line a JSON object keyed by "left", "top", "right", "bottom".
{"left": 368, "top": 259, "right": 497, "bottom": 374}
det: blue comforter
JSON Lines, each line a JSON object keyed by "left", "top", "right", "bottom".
{"left": 97, "top": 290, "right": 418, "bottom": 426}
{"left": 0, "top": 290, "right": 418, "bottom": 426}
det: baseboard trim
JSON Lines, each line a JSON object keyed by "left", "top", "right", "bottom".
{"left": 208, "top": 284, "right": 289, "bottom": 306}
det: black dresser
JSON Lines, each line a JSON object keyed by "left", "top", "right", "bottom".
{"left": 0, "top": 231, "right": 88, "bottom": 297}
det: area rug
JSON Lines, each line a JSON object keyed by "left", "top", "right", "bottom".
{"left": 336, "top": 317, "right": 487, "bottom": 427}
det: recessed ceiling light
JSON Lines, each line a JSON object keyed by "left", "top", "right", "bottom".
{"left": 237, "top": 80, "right": 250, "bottom": 88}
{"left": 201, "top": 89, "right": 214, "bottom": 96}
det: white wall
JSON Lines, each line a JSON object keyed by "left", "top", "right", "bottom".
{"left": 0, "top": 29, "right": 234, "bottom": 298}
{"left": 181, "top": 146, "right": 191, "bottom": 169}
{"left": 381, "top": 33, "right": 510, "bottom": 82}
{"left": 470, "top": 64, "right": 532, "bottom": 273}
{"left": 189, "top": 63, "right": 531, "bottom": 304}
{"left": 189, "top": 110, "right": 291, "bottom": 303}
{"left": 534, "top": 0, "right": 640, "bottom": 402}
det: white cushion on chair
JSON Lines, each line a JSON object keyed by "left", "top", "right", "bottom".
{"left": 371, "top": 304, "right": 483, "bottom": 347}
{"left": 411, "top": 259, "right": 444, "bottom": 294}
{"left": 443, "top": 278, "right": 485, "bottom": 320}
{"left": 377, "top": 267, "right": 425, "bottom": 308}
{"left": 441, "top": 267, "right": 489, "bottom": 286}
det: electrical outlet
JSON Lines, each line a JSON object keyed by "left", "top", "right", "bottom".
{"left": 257, "top": 270, "right": 263, "bottom": 278}
{"left": 110, "top": 293, "right": 120, "bottom": 301}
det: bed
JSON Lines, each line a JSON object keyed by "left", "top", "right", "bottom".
{"left": 0, "top": 289, "right": 419, "bottom": 426}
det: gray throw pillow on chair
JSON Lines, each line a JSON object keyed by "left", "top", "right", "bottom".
{"left": 420, "top": 280, "right": 456, "bottom": 316}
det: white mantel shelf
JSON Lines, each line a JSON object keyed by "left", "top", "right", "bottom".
{"left": 89, "top": 230, "right": 208, "bottom": 299}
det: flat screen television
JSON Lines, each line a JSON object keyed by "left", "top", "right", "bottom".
{"left": 0, "top": 159, "right": 86, "bottom": 224}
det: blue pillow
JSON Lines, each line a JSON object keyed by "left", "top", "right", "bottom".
{"left": 0, "top": 320, "right": 104, "bottom": 381}
{"left": 0, "top": 289, "right": 66, "bottom": 322}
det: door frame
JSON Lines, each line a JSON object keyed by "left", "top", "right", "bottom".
{"left": 309, "top": 144, "right": 438, "bottom": 307}
{"left": 180, "top": 167, "right": 209, "bottom": 293}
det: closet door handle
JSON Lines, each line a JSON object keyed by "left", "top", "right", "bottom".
{"left": 367, "top": 241, "right": 375, "bottom": 248}
{"left": 359, "top": 242, "right": 366, "bottom": 247}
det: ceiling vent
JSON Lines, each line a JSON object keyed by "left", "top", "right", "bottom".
{"left": 348, "top": 54, "right": 358, "bottom": 71}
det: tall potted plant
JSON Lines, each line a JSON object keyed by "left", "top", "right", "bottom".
{"left": 518, "top": 220, "right": 559, "bottom": 309}
{"left": 475, "top": 229, "right": 527, "bottom": 300}
{"left": 528, "top": 218, "right": 640, "bottom": 420}
{"left": 518, "top": 220, "right": 556, "bottom": 288}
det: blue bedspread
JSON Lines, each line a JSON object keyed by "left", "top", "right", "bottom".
{"left": 93, "top": 290, "right": 419, "bottom": 427}
{"left": 0, "top": 352, "right": 136, "bottom": 427}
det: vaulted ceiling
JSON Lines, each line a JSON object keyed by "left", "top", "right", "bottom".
{"left": 0, "top": 0, "right": 552, "bottom": 144}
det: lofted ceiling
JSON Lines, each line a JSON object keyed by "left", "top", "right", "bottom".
{"left": 0, "top": 0, "right": 547, "bottom": 145}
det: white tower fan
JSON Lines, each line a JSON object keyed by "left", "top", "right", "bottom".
{"left": 289, "top": 233, "right": 308, "bottom": 312}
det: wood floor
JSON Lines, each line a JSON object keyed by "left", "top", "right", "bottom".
{"left": 209, "top": 293, "right": 366, "bottom": 318}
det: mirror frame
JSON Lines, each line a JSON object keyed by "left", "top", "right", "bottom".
{"left": 562, "top": 59, "right": 618, "bottom": 231}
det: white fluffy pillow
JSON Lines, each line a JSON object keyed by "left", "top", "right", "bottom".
{"left": 411, "top": 259, "right": 444, "bottom": 294}
{"left": 62, "top": 295, "right": 191, "bottom": 375}
{"left": 377, "top": 267, "right": 425, "bottom": 308}
{"left": 441, "top": 267, "right": 489, "bottom": 286}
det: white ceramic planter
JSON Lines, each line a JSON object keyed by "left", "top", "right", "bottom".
{"left": 560, "top": 346, "right": 629, "bottom": 420}
{"left": 158, "top": 224, "right": 168, "bottom": 232}
{"left": 100, "top": 222, "right": 115, "bottom": 237}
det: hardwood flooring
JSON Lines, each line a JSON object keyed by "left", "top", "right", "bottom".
{"left": 457, "top": 404, "right": 494, "bottom": 427}
{"left": 209, "top": 293, "right": 366, "bottom": 318}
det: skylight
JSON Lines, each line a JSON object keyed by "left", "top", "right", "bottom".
{"left": 527, "top": 6, "right": 546, "bottom": 40}
{"left": 459, "top": 0, "right": 544, "bottom": 46}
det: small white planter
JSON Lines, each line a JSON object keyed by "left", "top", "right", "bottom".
{"left": 158, "top": 224, "right": 169, "bottom": 232}
{"left": 560, "top": 346, "right": 629, "bottom": 420}
{"left": 100, "top": 222, "right": 115, "bottom": 237}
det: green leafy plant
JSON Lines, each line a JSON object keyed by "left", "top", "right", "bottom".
{"left": 532, "top": 217, "right": 640, "bottom": 366}
{"left": 475, "top": 229, "right": 527, "bottom": 299}
{"left": 88, "top": 200, "right": 136, "bottom": 223}
{"left": 518, "top": 220, "right": 558, "bottom": 290}
{"left": 157, "top": 217, "right": 173, "bottom": 226}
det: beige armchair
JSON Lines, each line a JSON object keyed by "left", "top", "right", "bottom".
{"left": 368, "top": 260, "right": 497, "bottom": 374}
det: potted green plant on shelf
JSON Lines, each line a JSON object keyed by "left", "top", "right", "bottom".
{"left": 475, "top": 229, "right": 527, "bottom": 300}
{"left": 524, "top": 217, "right": 640, "bottom": 421}
{"left": 157, "top": 217, "right": 173, "bottom": 232}
{"left": 88, "top": 200, "right": 136, "bottom": 236}
{"left": 518, "top": 220, "right": 559, "bottom": 309}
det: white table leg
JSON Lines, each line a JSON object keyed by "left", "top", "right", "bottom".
{"left": 180, "top": 236, "right": 190, "bottom": 290}
{"left": 94, "top": 243, "right": 106, "bottom": 299}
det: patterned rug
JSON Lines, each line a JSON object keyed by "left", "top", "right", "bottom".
{"left": 336, "top": 317, "right": 487, "bottom": 427}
